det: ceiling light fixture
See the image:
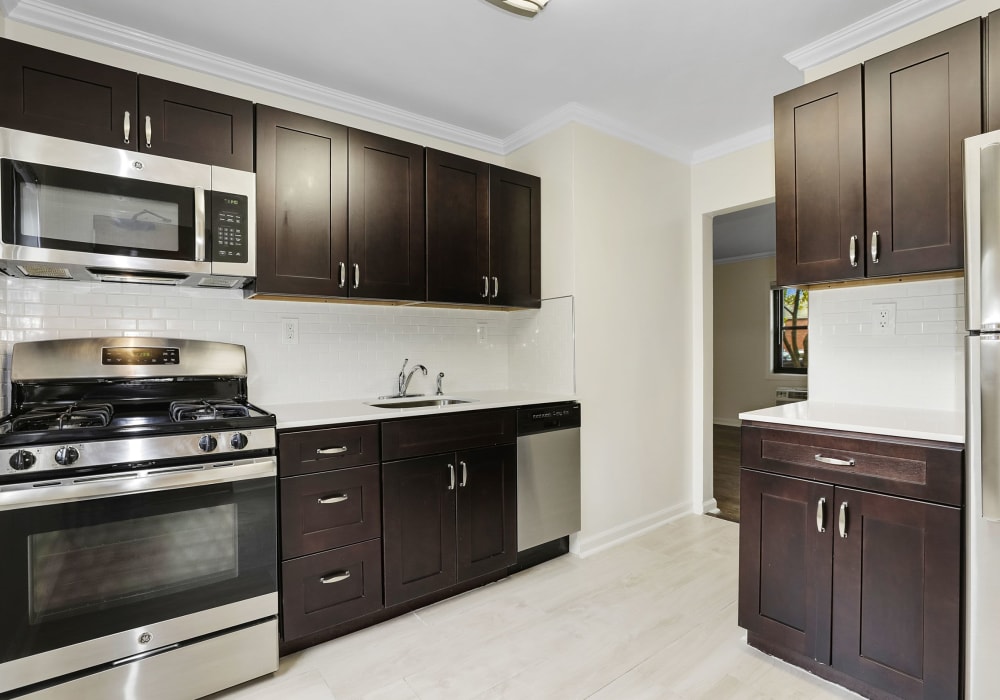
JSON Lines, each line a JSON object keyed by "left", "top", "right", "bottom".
{"left": 485, "top": 0, "right": 549, "bottom": 18}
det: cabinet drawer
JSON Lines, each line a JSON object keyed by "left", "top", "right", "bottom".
{"left": 281, "top": 465, "right": 381, "bottom": 558}
{"left": 742, "top": 424, "right": 963, "bottom": 506}
{"left": 281, "top": 539, "right": 382, "bottom": 641}
{"left": 382, "top": 409, "right": 515, "bottom": 461}
{"left": 279, "top": 424, "right": 379, "bottom": 476}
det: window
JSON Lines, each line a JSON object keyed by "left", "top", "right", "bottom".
{"left": 774, "top": 287, "right": 808, "bottom": 373}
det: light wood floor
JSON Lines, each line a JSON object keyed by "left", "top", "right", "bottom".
{"left": 211, "top": 516, "right": 858, "bottom": 699}
{"left": 712, "top": 424, "right": 741, "bottom": 523}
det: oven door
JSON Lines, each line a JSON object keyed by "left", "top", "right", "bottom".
{"left": 0, "top": 459, "right": 277, "bottom": 695}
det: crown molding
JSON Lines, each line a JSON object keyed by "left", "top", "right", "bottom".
{"left": 503, "top": 101, "right": 692, "bottom": 162}
{"left": 691, "top": 124, "right": 774, "bottom": 164}
{"left": 0, "top": 0, "right": 21, "bottom": 16}
{"left": 5, "top": 0, "right": 507, "bottom": 154}
{"left": 784, "top": 0, "right": 962, "bottom": 71}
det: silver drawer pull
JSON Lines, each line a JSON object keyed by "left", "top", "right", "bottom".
{"left": 317, "top": 446, "right": 348, "bottom": 455}
{"left": 814, "top": 454, "right": 855, "bottom": 467}
{"left": 849, "top": 235, "right": 858, "bottom": 267}
{"left": 459, "top": 460, "right": 468, "bottom": 487}
{"left": 447, "top": 463, "right": 455, "bottom": 491}
{"left": 871, "top": 230, "right": 880, "bottom": 264}
{"left": 816, "top": 497, "right": 826, "bottom": 533}
{"left": 123, "top": 110, "right": 131, "bottom": 144}
{"left": 320, "top": 571, "right": 351, "bottom": 585}
{"left": 145, "top": 115, "right": 152, "bottom": 148}
{"left": 839, "top": 502, "right": 849, "bottom": 538}
{"left": 317, "top": 494, "right": 348, "bottom": 504}
{"left": 338, "top": 262, "right": 346, "bottom": 288}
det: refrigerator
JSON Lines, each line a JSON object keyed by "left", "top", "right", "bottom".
{"left": 964, "top": 130, "right": 1000, "bottom": 698}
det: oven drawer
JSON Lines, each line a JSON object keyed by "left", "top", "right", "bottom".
{"left": 382, "top": 409, "right": 515, "bottom": 461}
{"left": 281, "top": 539, "right": 383, "bottom": 641}
{"left": 741, "top": 424, "right": 963, "bottom": 506}
{"left": 280, "top": 465, "right": 381, "bottom": 558}
{"left": 279, "top": 423, "right": 379, "bottom": 476}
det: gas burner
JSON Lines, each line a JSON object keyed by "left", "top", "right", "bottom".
{"left": 11, "top": 403, "right": 113, "bottom": 432}
{"left": 170, "top": 400, "right": 251, "bottom": 422}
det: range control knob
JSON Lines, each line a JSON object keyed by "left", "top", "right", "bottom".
{"left": 54, "top": 446, "right": 80, "bottom": 466}
{"left": 9, "top": 450, "right": 35, "bottom": 471}
{"left": 199, "top": 435, "right": 218, "bottom": 453}
{"left": 230, "top": 433, "right": 249, "bottom": 450}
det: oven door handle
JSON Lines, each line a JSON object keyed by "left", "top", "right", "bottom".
{"left": 0, "top": 458, "right": 276, "bottom": 511}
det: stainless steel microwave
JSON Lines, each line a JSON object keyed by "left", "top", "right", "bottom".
{"left": 0, "top": 127, "right": 256, "bottom": 288}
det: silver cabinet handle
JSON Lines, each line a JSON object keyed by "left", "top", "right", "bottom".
{"left": 871, "top": 230, "right": 880, "bottom": 263}
{"left": 338, "top": 262, "right": 346, "bottom": 288}
{"left": 849, "top": 235, "right": 858, "bottom": 267}
{"left": 816, "top": 497, "right": 826, "bottom": 533}
{"left": 481, "top": 276, "right": 489, "bottom": 299}
{"left": 145, "top": 115, "right": 152, "bottom": 149}
{"left": 838, "top": 502, "right": 848, "bottom": 538}
{"left": 492, "top": 276, "right": 499, "bottom": 299}
{"left": 320, "top": 571, "right": 351, "bottom": 585}
{"left": 459, "top": 460, "right": 468, "bottom": 487}
{"left": 815, "top": 454, "right": 855, "bottom": 467}
{"left": 353, "top": 263, "right": 360, "bottom": 289}
{"left": 447, "top": 463, "right": 455, "bottom": 491}
{"left": 316, "top": 446, "right": 348, "bottom": 455}
{"left": 123, "top": 110, "right": 131, "bottom": 144}
{"left": 317, "top": 493, "right": 349, "bottom": 504}
{"left": 193, "top": 187, "right": 206, "bottom": 262}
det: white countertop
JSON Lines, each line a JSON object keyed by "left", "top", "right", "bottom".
{"left": 739, "top": 401, "right": 965, "bottom": 444}
{"left": 263, "top": 390, "right": 578, "bottom": 430}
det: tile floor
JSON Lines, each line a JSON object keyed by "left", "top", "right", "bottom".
{"left": 210, "top": 515, "right": 859, "bottom": 699}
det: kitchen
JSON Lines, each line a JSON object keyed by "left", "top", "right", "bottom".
{"left": 0, "top": 0, "right": 988, "bottom": 698}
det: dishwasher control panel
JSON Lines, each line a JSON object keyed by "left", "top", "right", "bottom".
{"left": 517, "top": 402, "right": 581, "bottom": 434}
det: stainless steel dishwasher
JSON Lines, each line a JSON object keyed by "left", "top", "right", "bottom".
{"left": 516, "top": 402, "right": 581, "bottom": 569}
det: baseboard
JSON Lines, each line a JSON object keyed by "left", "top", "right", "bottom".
{"left": 713, "top": 418, "right": 741, "bottom": 428}
{"left": 573, "top": 502, "right": 692, "bottom": 558}
{"left": 703, "top": 498, "right": 720, "bottom": 514}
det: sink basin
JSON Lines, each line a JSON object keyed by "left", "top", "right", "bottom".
{"left": 367, "top": 397, "right": 474, "bottom": 409}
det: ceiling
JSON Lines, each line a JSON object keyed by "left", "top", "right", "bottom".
{"left": 713, "top": 204, "right": 775, "bottom": 263}
{"left": 2, "top": 0, "right": 948, "bottom": 160}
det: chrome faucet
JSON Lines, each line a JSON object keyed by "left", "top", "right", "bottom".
{"left": 396, "top": 359, "right": 427, "bottom": 398}
{"left": 436, "top": 372, "right": 445, "bottom": 396}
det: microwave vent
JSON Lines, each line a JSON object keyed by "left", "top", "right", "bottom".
{"left": 198, "top": 276, "right": 245, "bottom": 289}
{"left": 17, "top": 263, "right": 73, "bottom": 280}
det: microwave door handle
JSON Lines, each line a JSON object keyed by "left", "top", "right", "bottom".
{"left": 194, "top": 187, "right": 206, "bottom": 262}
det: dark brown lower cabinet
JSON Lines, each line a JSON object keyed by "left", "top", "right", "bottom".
{"left": 383, "top": 445, "right": 516, "bottom": 607}
{"left": 740, "top": 467, "right": 961, "bottom": 700}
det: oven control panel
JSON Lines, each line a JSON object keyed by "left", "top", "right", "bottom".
{"left": 210, "top": 191, "right": 249, "bottom": 263}
{"left": 102, "top": 347, "right": 179, "bottom": 366}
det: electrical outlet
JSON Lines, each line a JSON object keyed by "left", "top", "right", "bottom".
{"left": 872, "top": 303, "right": 896, "bottom": 336}
{"left": 281, "top": 318, "right": 299, "bottom": 345}
{"left": 476, "top": 322, "right": 488, "bottom": 345}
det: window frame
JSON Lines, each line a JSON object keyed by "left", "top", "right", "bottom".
{"left": 773, "top": 287, "right": 808, "bottom": 375}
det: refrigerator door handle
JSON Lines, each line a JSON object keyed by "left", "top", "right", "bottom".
{"left": 978, "top": 336, "right": 1000, "bottom": 520}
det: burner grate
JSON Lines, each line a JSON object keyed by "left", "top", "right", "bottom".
{"left": 12, "top": 403, "right": 114, "bottom": 432}
{"left": 170, "top": 400, "right": 250, "bottom": 422}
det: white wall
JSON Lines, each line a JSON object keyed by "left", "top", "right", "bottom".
{"left": 713, "top": 256, "right": 806, "bottom": 425}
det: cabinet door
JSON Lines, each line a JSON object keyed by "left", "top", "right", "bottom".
{"left": 774, "top": 66, "right": 865, "bottom": 286}
{"left": 864, "top": 19, "right": 981, "bottom": 277}
{"left": 489, "top": 166, "right": 541, "bottom": 308}
{"left": 382, "top": 455, "right": 457, "bottom": 606}
{"left": 0, "top": 38, "right": 136, "bottom": 149}
{"left": 348, "top": 130, "right": 425, "bottom": 301}
{"left": 426, "top": 149, "right": 490, "bottom": 304}
{"left": 738, "top": 469, "right": 834, "bottom": 664}
{"left": 831, "top": 488, "right": 961, "bottom": 700}
{"left": 456, "top": 445, "right": 517, "bottom": 581}
{"left": 255, "top": 105, "right": 348, "bottom": 296}
{"left": 138, "top": 76, "right": 253, "bottom": 171}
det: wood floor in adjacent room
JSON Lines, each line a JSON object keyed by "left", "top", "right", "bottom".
{"left": 712, "top": 424, "right": 741, "bottom": 523}
{"left": 211, "top": 516, "right": 857, "bottom": 699}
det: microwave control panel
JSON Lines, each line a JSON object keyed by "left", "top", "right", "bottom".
{"left": 210, "top": 191, "right": 249, "bottom": 263}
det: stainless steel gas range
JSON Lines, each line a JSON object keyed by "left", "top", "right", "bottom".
{"left": 0, "top": 337, "right": 278, "bottom": 699}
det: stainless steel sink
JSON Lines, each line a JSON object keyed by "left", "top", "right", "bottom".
{"left": 367, "top": 397, "right": 474, "bottom": 409}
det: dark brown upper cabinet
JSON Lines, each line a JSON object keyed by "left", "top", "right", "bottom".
{"left": 0, "top": 38, "right": 253, "bottom": 170}
{"left": 774, "top": 66, "right": 865, "bottom": 287}
{"left": 348, "top": 130, "right": 426, "bottom": 301}
{"left": 775, "top": 19, "right": 981, "bottom": 286}
{"left": 255, "top": 105, "right": 349, "bottom": 297}
{"left": 864, "top": 18, "right": 981, "bottom": 278}
{"left": 425, "top": 151, "right": 541, "bottom": 308}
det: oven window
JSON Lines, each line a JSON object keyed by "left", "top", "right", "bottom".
{"left": 28, "top": 504, "right": 238, "bottom": 623}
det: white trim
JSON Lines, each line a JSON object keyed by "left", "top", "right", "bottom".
{"left": 503, "top": 101, "right": 691, "bottom": 163}
{"left": 6, "top": 0, "right": 507, "bottom": 154}
{"left": 713, "top": 418, "right": 742, "bottom": 428}
{"left": 572, "top": 503, "right": 691, "bottom": 558}
{"left": 0, "top": 0, "right": 21, "bottom": 16}
{"left": 714, "top": 251, "right": 776, "bottom": 265}
{"left": 691, "top": 124, "right": 773, "bottom": 164}
{"left": 703, "top": 498, "right": 720, "bottom": 514}
{"left": 783, "top": 0, "right": 963, "bottom": 71}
